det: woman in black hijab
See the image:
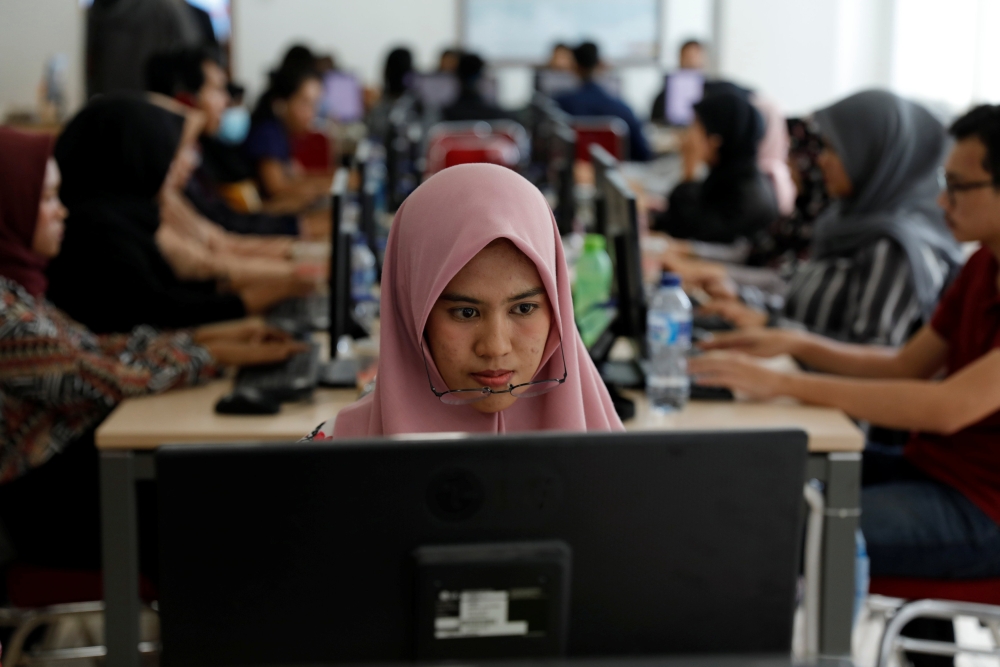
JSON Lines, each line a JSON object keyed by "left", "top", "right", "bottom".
{"left": 654, "top": 91, "right": 779, "bottom": 243}
{"left": 46, "top": 96, "right": 251, "bottom": 333}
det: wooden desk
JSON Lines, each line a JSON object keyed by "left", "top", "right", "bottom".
{"left": 95, "top": 382, "right": 862, "bottom": 667}
{"left": 97, "top": 380, "right": 861, "bottom": 452}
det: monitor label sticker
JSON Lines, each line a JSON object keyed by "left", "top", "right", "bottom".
{"left": 434, "top": 588, "right": 546, "bottom": 639}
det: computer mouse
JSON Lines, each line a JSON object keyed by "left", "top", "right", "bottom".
{"left": 214, "top": 387, "right": 281, "bottom": 415}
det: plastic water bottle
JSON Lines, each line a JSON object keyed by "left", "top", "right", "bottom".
{"left": 572, "top": 234, "right": 613, "bottom": 347}
{"left": 854, "top": 529, "right": 870, "bottom": 624}
{"left": 351, "top": 234, "right": 379, "bottom": 334}
{"left": 646, "top": 273, "right": 692, "bottom": 412}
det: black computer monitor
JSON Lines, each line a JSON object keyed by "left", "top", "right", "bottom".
{"left": 156, "top": 430, "right": 807, "bottom": 666}
{"left": 321, "top": 71, "right": 364, "bottom": 123}
{"left": 550, "top": 121, "right": 577, "bottom": 236}
{"left": 327, "top": 168, "right": 352, "bottom": 343}
{"left": 601, "top": 169, "right": 646, "bottom": 348}
{"left": 663, "top": 70, "right": 705, "bottom": 126}
{"left": 354, "top": 139, "right": 387, "bottom": 270}
{"left": 589, "top": 143, "right": 619, "bottom": 233}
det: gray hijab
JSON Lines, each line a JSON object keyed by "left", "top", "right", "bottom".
{"left": 812, "top": 89, "right": 962, "bottom": 317}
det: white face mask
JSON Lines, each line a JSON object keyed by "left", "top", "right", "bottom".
{"left": 216, "top": 106, "right": 250, "bottom": 144}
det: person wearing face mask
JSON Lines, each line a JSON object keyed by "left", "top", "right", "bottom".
{"left": 0, "top": 127, "right": 305, "bottom": 574}
{"left": 304, "top": 163, "right": 622, "bottom": 440}
{"left": 145, "top": 48, "right": 299, "bottom": 236}
{"left": 698, "top": 90, "right": 964, "bottom": 347}
{"left": 245, "top": 57, "right": 331, "bottom": 207}
{"left": 45, "top": 96, "right": 314, "bottom": 334}
{"left": 653, "top": 91, "right": 779, "bottom": 244}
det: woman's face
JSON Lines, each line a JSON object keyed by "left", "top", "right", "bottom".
{"left": 817, "top": 146, "right": 853, "bottom": 198}
{"left": 684, "top": 118, "right": 721, "bottom": 166}
{"left": 32, "top": 158, "right": 68, "bottom": 259}
{"left": 424, "top": 239, "right": 553, "bottom": 414}
{"left": 279, "top": 78, "right": 322, "bottom": 136}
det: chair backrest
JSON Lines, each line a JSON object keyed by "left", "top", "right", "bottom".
{"left": 426, "top": 120, "right": 530, "bottom": 163}
{"left": 425, "top": 134, "right": 521, "bottom": 177}
{"left": 156, "top": 430, "right": 809, "bottom": 665}
{"left": 571, "top": 116, "right": 630, "bottom": 162}
{"left": 291, "top": 131, "right": 333, "bottom": 172}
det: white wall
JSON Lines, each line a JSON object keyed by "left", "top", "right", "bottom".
{"left": 232, "top": 0, "right": 457, "bottom": 104}
{"left": 0, "top": 0, "right": 85, "bottom": 119}
{"left": 716, "top": 0, "right": 895, "bottom": 117}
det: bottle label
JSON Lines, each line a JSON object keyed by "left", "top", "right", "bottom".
{"left": 647, "top": 312, "right": 692, "bottom": 347}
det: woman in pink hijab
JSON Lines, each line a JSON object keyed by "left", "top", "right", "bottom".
{"left": 306, "top": 163, "right": 623, "bottom": 439}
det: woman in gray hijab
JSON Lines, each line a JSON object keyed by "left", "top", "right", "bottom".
{"left": 704, "top": 89, "right": 963, "bottom": 346}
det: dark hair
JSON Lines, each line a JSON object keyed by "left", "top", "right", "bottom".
{"left": 280, "top": 44, "right": 318, "bottom": 75}
{"left": 573, "top": 42, "right": 600, "bottom": 73}
{"left": 384, "top": 47, "right": 414, "bottom": 97}
{"left": 949, "top": 105, "right": 1000, "bottom": 187}
{"left": 144, "top": 46, "right": 222, "bottom": 97}
{"left": 457, "top": 53, "right": 485, "bottom": 88}
{"left": 680, "top": 40, "right": 704, "bottom": 53}
{"left": 252, "top": 63, "right": 323, "bottom": 122}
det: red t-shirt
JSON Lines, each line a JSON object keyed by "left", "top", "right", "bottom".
{"left": 905, "top": 247, "right": 1000, "bottom": 525}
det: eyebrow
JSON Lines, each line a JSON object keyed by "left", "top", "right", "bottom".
{"left": 438, "top": 286, "right": 546, "bottom": 305}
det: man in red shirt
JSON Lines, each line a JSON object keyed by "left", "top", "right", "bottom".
{"left": 691, "top": 104, "right": 1000, "bottom": 580}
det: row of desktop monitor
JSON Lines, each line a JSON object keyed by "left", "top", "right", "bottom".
{"left": 321, "top": 113, "right": 646, "bottom": 371}
{"left": 319, "top": 68, "right": 706, "bottom": 126}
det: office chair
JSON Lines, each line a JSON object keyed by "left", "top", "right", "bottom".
{"left": 869, "top": 577, "right": 1000, "bottom": 666}
{"left": 571, "top": 116, "right": 629, "bottom": 162}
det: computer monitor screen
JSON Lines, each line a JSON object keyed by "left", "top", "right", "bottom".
{"left": 321, "top": 71, "right": 364, "bottom": 122}
{"left": 664, "top": 70, "right": 704, "bottom": 126}
{"left": 157, "top": 430, "right": 807, "bottom": 665}
{"left": 413, "top": 72, "right": 461, "bottom": 109}
{"left": 535, "top": 68, "right": 580, "bottom": 97}
{"left": 550, "top": 121, "right": 577, "bottom": 236}
{"left": 601, "top": 169, "right": 646, "bottom": 343}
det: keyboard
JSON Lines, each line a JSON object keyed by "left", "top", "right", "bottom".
{"left": 599, "top": 358, "right": 733, "bottom": 401}
{"left": 267, "top": 294, "right": 330, "bottom": 332}
{"left": 233, "top": 342, "right": 321, "bottom": 402}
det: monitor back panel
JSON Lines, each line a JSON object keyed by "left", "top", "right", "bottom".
{"left": 157, "top": 430, "right": 807, "bottom": 665}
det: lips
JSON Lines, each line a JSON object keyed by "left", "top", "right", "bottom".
{"left": 470, "top": 369, "right": 515, "bottom": 388}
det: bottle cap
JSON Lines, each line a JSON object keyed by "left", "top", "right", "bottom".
{"left": 660, "top": 272, "right": 682, "bottom": 287}
{"left": 583, "top": 234, "right": 606, "bottom": 251}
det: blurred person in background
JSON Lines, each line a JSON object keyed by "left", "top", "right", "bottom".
{"left": 442, "top": 53, "right": 510, "bottom": 122}
{"left": 556, "top": 41, "right": 651, "bottom": 161}
{"left": 145, "top": 47, "right": 300, "bottom": 236}
{"left": 367, "top": 46, "right": 415, "bottom": 142}
{"left": 653, "top": 91, "right": 778, "bottom": 244}
{"left": 245, "top": 54, "right": 330, "bottom": 207}
{"left": 437, "top": 48, "right": 462, "bottom": 74}
{"left": 651, "top": 39, "right": 708, "bottom": 122}
{"left": 546, "top": 43, "right": 575, "bottom": 71}
{"left": 698, "top": 90, "right": 963, "bottom": 347}
{"left": 46, "top": 96, "right": 313, "bottom": 334}
{"left": 0, "top": 127, "right": 303, "bottom": 578}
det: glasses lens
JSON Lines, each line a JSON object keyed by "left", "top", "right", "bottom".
{"left": 510, "top": 380, "right": 562, "bottom": 398}
{"left": 439, "top": 388, "right": 491, "bottom": 405}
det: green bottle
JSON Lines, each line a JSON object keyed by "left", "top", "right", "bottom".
{"left": 573, "top": 234, "right": 614, "bottom": 347}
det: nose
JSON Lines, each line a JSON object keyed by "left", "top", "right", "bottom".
{"left": 473, "top": 316, "right": 513, "bottom": 360}
{"left": 936, "top": 189, "right": 950, "bottom": 212}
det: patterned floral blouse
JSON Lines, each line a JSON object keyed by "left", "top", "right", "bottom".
{"left": 0, "top": 277, "right": 217, "bottom": 484}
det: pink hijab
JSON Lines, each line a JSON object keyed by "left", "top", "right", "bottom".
{"left": 328, "top": 163, "right": 623, "bottom": 438}
{"left": 753, "top": 95, "right": 797, "bottom": 217}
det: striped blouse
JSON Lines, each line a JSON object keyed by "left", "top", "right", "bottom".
{"left": 780, "top": 237, "right": 952, "bottom": 346}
